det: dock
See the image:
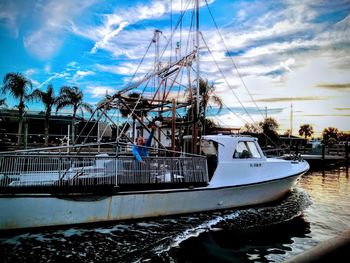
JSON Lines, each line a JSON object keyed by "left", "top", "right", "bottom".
{"left": 282, "top": 143, "right": 349, "bottom": 168}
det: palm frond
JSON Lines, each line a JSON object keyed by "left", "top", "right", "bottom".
{"left": 2, "top": 72, "right": 32, "bottom": 98}
{"left": 80, "top": 102, "right": 94, "bottom": 114}
{"left": 56, "top": 98, "right": 73, "bottom": 113}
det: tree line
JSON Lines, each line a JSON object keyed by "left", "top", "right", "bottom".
{"left": 0, "top": 72, "right": 93, "bottom": 146}
{"left": 1, "top": 72, "right": 348, "bottom": 149}
{"left": 242, "top": 118, "right": 350, "bottom": 146}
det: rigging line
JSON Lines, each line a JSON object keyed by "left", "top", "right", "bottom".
{"left": 180, "top": 6, "right": 195, "bottom": 102}
{"left": 180, "top": 0, "right": 183, "bottom": 59}
{"left": 176, "top": 63, "right": 187, "bottom": 101}
{"left": 212, "top": 87, "right": 280, "bottom": 147}
{"left": 74, "top": 105, "right": 100, "bottom": 143}
{"left": 199, "top": 36, "right": 277, "bottom": 148}
{"left": 118, "top": 35, "right": 155, "bottom": 95}
{"left": 218, "top": 99, "right": 250, "bottom": 126}
{"left": 221, "top": 98, "right": 280, "bottom": 147}
{"left": 200, "top": 33, "right": 254, "bottom": 124}
{"left": 100, "top": 111, "right": 133, "bottom": 144}
{"left": 211, "top": 115, "right": 232, "bottom": 128}
{"left": 117, "top": 73, "right": 154, "bottom": 140}
{"left": 200, "top": 22, "right": 281, "bottom": 147}
{"left": 157, "top": 0, "right": 192, "bottom": 64}
{"left": 99, "top": 111, "right": 114, "bottom": 140}
{"left": 175, "top": 2, "right": 191, "bottom": 102}
{"left": 204, "top": 0, "right": 265, "bottom": 118}
{"left": 170, "top": 0, "right": 172, "bottom": 64}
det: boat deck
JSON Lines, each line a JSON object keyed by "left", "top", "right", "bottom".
{"left": 0, "top": 154, "right": 209, "bottom": 194}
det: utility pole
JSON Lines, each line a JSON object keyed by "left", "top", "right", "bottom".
{"left": 290, "top": 103, "right": 293, "bottom": 136}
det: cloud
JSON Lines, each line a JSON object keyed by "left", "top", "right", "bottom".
{"left": 24, "top": 68, "right": 36, "bottom": 76}
{"left": 335, "top": 107, "right": 350, "bottom": 111}
{"left": 85, "top": 85, "right": 117, "bottom": 98}
{"left": 69, "top": 0, "right": 216, "bottom": 55}
{"left": 91, "top": 21, "right": 129, "bottom": 54}
{"left": 0, "top": 0, "right": 19, "bottom": 37}
{"left": 315, "top": 83, "right": 350, "bottom": 90}
{"left": 303, "top": 114, "right": 350, "bottom": 117}
{"left": 24, "top": 31, "right": 63, "bottom": 59}
{"left": 72, "top": 70, "right": 95, "bottom": 81}
{"left": 37, "top": 72, "right": 70, "bottom": 89}
{"left": 23, "top": 0, "right": 98, "bottom": 59}
{"left": 95, "top": 62, "right": 152, "bottom": 76}
{"left": 254, "top": 96, "right": 327, "bottom": 103}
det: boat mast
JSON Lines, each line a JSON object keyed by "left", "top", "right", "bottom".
{"left": 154, "top": 29, "right": 162, "bottom": 146}
{"left": 195, "top": 0, "right": 200, "bottom": 116}
{"left": 192, "top": 0, "right": 200, "bottom": 154}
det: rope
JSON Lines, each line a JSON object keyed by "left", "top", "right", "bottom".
{"left": 204, "top": 0, "right": 265, "bottom": 118}
{"left": 200, "top": 32, "right": 280, "bottom": 148}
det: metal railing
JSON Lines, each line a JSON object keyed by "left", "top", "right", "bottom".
{"left": 0, "top": 154, "right": 208, "bottom": 192}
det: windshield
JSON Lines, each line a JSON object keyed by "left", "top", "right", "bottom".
{"left": 233, "top": 141, "right": 262, "bottom": 159}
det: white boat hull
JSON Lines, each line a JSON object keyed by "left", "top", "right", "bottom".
{"left": 0, "top": 173, "right": 301, "bottom": 230}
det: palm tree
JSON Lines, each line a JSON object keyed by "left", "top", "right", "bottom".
{"left": 298, "top": 124, "right": 314, "bottom": 140}
{"left": 322, "top": 127, "right": 339, "bottom": 145}
{"left": 56, "top": 86, "right": 94, "bottom": 143}
{"left": 1, "top": 72, "right": 32, "bottom": 145}
{"left": 199, "top": 78, "right": 223, "bottom": 118}
{"left": 29, "top": 85, "right": 57, "bottom": 146}
{"left": 186, "top": 78, "right": 223, "bottom": 135}
{"left": 259, "top": 117, "right": 280, "bottom": 145}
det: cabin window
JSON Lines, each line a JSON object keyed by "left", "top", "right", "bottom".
{"left": 233, "top": 141, "right": 261, "bottom": 159}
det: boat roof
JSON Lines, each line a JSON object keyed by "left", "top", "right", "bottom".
{"left": 202, "top": 134, "right": 258, "bottom": 145}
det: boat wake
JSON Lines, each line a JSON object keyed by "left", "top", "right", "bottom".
{"left": 0, "top": 188, "right": 311, "bottom": 262}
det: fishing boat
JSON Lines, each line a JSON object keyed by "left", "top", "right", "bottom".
{"left": 0, "top": 135, "right": 309, "bottom": 230}
{"left": 0, "top": 1, "right": 309, "bottom": 230}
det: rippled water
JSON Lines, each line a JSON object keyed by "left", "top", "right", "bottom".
{"left": 0, "top": 166, "right": 349, "bottom": 262}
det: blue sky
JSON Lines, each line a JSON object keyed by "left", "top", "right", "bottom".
{"left": 0, "top": 0, "right": 349, "bottom": 136}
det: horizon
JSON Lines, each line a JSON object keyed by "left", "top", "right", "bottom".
{"left": 0, "top": 0, "right": 349, "bottom": 136}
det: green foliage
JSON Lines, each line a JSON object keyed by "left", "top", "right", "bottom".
{"left": 2, "top": 72, "right": 33, "bottom": 146}
{"left": 298, "top": 124, "right": 314, "bottom": 139}
{"left": 56, "top": 86, "right": 94, "bottom": 142}
{"left": 322, "top": 127, "right": 339, "bottom": 145}
{"left": 118, "top": 92, "right": 149, "bottom": 119}
{"left": 185, "top": 78, "right": 223, "bottom": 135}
{"left": 258, "top": 117, "right": 280, "bottom": 145}
{"left": 29, "top": 85, "right": 58, "bottom": 146}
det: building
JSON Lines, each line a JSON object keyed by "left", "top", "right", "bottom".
{"left": 0, "top": 109, "right": 113, "bottom": 150}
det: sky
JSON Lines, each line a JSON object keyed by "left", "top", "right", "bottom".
{"left": 0, "top": 0, "right": 349, "bottom": 136}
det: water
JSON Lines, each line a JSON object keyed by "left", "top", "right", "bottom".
{"left": 0, "top": 166, "right": 349, "bottom": 262}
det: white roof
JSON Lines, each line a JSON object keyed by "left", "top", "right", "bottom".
{"left": 202, "top": 134, "right": 257, "bottom": 145}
